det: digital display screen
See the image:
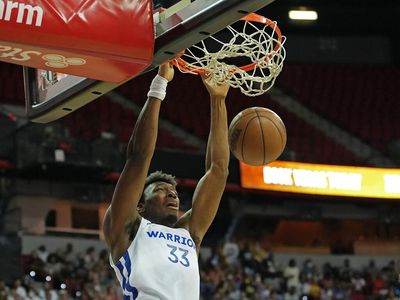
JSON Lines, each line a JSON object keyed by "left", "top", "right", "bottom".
{"left": 240, "top": 161, "right": 400, "bottom": 199}
{"left": 25, "top": 67, "right": 89, "bottom": 107}
{"left": 37, "top": 70, "right": 68, "bottom": 90}
{"left": 24, "top": 66, "right": 116, "bottom": 123}
{"left": 35, "top": 70, "right": 69, "bottom": 104}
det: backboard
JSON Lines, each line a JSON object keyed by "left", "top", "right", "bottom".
{"left": 22, "top": 0, "right": 275, "bottom": 123}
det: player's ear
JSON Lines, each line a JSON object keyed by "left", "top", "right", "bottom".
{"left": 136, "top": 193, "right": 146, "bottom": 214}
{"left": 137, "top": 200, "right": 145, "bottom": 213}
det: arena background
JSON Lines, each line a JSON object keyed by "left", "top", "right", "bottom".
{"left": 0, "top": 0, "right": 399, "bottom": 299}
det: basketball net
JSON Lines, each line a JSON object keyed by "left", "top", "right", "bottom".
{"left": 173, "top": 14, "right": 286, "bottom": 97}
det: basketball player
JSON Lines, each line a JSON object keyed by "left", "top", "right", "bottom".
{"left": 102, "top": 62, "right": 230, "bottom": 299}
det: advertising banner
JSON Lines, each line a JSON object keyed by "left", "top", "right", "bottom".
{"left": 0, "top": 0, "right": 154, "bottom": 82}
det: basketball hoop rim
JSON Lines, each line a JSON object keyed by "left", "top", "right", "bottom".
{"left": 171, "top": 13, "right": 284, "bottom": 75}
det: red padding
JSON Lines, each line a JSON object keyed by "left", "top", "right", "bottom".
{"left": 0, "top": 0, "right": 155, "bottom": 83}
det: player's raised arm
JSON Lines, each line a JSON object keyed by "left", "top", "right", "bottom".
{"left": 186, "top": 75, "right": 230, "bottom": 248}
{"left": 102, "top": 63, "right": 174, "bottom": 261}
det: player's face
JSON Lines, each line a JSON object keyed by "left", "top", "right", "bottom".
{"left": 142, "top": 181, "right": 180, "bottom": 225}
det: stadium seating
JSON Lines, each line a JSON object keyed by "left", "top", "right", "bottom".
{"left": 12, "top": 236, "right": 400, "bottom": 300}
{"left": 0, "top": 63, "right": 24, "bottom": 105}
{"left": 276, "top": 63, "right": 400, "bottom": 152}
{"left": 0, "top": 62, "right": 396, "bottom": 165}
{"left": 62, "top": 94, "right": 199, "bottom": 152}
{"left": 119, "top": 70, "right": 362, "bottom": 165}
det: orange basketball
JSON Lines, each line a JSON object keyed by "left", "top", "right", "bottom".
{"left": 228, "top": 107, "right": 287, "bottom": 166}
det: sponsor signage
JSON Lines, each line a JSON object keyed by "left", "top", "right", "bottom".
{"left": 240, "top": 161, "right": 400, "bottom": 199}
{"left": 0, "top": 1, "right": 43, "bottom": 26}
{"left": 0, "top": 0, "right": 154, "bottom": 82}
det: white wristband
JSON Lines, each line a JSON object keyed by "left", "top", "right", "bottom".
{"left": 147, "top": 74, "right": 169, "bottom": 101}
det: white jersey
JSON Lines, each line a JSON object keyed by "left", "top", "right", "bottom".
{"left": 110, "top": 217, "right": 200, "bottom": 300}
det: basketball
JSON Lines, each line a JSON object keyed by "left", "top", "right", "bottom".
{"left": 228, "top": 107, "right": 287, "bottom": 166}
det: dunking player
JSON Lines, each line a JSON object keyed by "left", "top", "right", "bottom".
{"left": 102, "top": 62, "right": 230, "bottom": 299}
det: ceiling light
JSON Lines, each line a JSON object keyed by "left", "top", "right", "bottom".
{"left": 289, "top": 10, "right": 318, "bottom": 21}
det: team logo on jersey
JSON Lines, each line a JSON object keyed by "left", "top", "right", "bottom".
{"left": 146, "top": 230, "right": 196, "bottom": 249}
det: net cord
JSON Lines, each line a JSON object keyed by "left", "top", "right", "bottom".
{"left": 173, "top": 16, "right": 286, "bottom": 97}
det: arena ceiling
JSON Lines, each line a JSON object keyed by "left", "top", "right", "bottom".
{"left": 259, "top": 0, "right": 399, "bottom": 36}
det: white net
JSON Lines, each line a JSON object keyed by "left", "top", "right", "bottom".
{"left": 173, "top": 15, "right": 286, "bottom": 97}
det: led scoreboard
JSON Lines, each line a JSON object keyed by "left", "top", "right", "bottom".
{"left": 240, "top": 161, "right": 400, "bottom": 199}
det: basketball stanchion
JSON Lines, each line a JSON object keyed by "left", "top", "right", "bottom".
{"left": 172, "top": 13, "right": 286, "bottom": 97}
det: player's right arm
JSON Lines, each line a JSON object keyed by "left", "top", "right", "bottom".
{"left": 102, "top": 63, "right": 174, "bottom": 262}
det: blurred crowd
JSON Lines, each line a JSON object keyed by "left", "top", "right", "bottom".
{"left": 0, "top": 240, "right": 399, "bottom": 300}
{"left": 0, "top": 244, "right": 121, "bottom": 300}
{"left": 199, "top": 240, "right": 400, "bottom": 300}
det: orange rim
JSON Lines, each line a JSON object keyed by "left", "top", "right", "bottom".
{"left": 171, "top": 13, "right": 283, "bottom": 74}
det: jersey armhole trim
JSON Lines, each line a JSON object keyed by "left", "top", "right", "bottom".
{"left": 110, "top": 217, "right": 149, "bottom": 266}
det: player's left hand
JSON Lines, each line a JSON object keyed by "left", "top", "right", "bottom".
{"left": 201, "top": 73, "right": 230, "bottom": 98}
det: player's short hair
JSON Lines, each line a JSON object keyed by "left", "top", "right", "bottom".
{"left": 145, "top": 170, "right": 177, "bottom": 189}
{"left": 139, "top": 171, "right": 177, "bottom": 204}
